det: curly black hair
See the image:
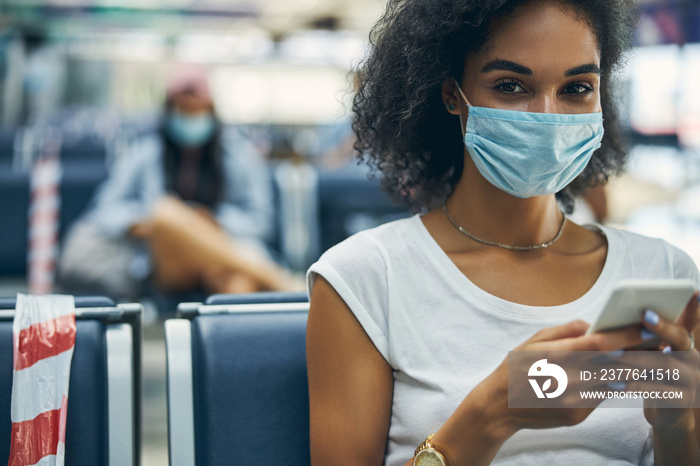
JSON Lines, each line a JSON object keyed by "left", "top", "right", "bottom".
{"left": 352, "top": 0, "right": 636, "bottom": 213}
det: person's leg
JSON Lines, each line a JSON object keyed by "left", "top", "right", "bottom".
{"left": 148, "top": 233, "right": 203, "bottom": 292}
{"left": 202, "top": 268, "right": 262, "bottom": 294}
{"left": 144, "top": 197, "right": 302, "bottom": 292}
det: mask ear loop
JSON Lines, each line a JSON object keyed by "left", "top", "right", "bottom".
{"left": 452, "top": 77, "right": 472, "bottom": 106}
{"left": 453, "top": 78, "right": 472, "bottom": 138}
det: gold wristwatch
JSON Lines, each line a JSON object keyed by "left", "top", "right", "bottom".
{"left": 413, "top": 433, "right": 448, "bottom": 466}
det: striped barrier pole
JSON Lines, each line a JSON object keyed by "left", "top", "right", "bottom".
{"left": 28, "top": 131, "right": 62, "bottom": 295}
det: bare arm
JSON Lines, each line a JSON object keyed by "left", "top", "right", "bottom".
{"left": 307, "top": 276, "right": 394, "bottom": 464}
{"left": 653, "top": 421, "right": 700, "bottom": 465}
{"left": 306, "top": 269, "right": 510, "bottom": 465}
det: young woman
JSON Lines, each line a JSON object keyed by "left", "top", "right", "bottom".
{"left": 60, "top": 67, "right": 301, "bottom": 299}
{"left": 306, "top": 1, "right": 700, "bottom": 464}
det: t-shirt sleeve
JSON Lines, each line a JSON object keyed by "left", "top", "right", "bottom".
{"left": 638, "top": 429, "right": 654, "bottom": 466}
{"left": 306, "top": 231, "right": 391, "bottom": 363}
{"left": 665, "top": 241, "right": 700, "bottom": 288}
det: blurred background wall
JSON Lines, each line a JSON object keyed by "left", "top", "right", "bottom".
{"left": 0, "top": 0, "right": 699, "bottom": 295}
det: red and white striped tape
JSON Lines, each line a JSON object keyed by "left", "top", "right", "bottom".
{"left": 28, "top": 133, "right": 62, "bottom": 296}
{"left": 9, "top": 294, "right": 76, "bottom": 466}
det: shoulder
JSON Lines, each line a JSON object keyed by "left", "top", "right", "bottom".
{"left": 306, "top": 215, "right": 418, "bottom": 307}
{"left": 307, "top": 230, "right": 388, "bottom": 298}
{"left": 306, "top": 217, "right": 416, "bottom": 364}
{"left": 601, "top": 225, "right": 700, "bottom": 285}
{"left": 310, "top": 215, "right": 417, "bottom": 279}
{"left": 602, "top": 225, "right": 686, "bottom": 260}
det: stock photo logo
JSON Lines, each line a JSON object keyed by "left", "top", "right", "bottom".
{"left": 528, "top": 359, "right": 568, "bottom": 399}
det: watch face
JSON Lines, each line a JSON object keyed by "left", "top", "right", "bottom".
{"left": 414, "top": 448, "right": 447, "bottom": 466}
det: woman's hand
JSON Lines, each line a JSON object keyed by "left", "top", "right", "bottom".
{"left": 494, "top": 319, "right": 650, "bottom": 431}
{"left": 637, "top": 292, "right": 700, "bottom": 431}
{"left": 625, "top": 291, "right": 700, "bottom": 466}
{"left": 433, "top": 319, "right": 651, "bottom": 465}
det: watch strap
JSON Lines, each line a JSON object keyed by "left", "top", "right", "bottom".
{"left": 414, "top": 433, "right": 448, "bottom": 465}
{"left": 414, "top": 433, "right": 436, "bottom": 456}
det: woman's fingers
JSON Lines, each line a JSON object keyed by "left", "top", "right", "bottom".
{"left": 526, "top": 320, "right": 648, "bottom": 352}
{"left": 563, "top": 324, "right": 646, "bottom": 352}
{"left": 526, "top": 320, "right": 589, "bottom": 344}
{"left": 676, "top": 291, "right": 700, "bottom": 333}
{"left": 643, "top": 308, "right": 695, "bottom": 351}
{"left": 524, "top": 294, "right": 700, "bottom": 353}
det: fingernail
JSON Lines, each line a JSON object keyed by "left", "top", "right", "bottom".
{"left": 606, "top": 349, "right": 624, "bottom": 357}
{"left": 641, "top": 328, "right": 656, "bottom": 340}
{"left": 662, "top": 345, "right": 672, "bottom": 353}
{"left": 607, "top": 382, "right": 626, "bottom": 390}
{"left": 644, "top": 309, "right": 660, "bottom": 326}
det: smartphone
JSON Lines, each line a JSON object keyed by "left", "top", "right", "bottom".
{"left": 587, "top": 279, "right": 697, "bottom": 346}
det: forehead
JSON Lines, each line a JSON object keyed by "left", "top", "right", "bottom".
{"left": 477, "top": 1, "right": 600, "bottom": 69}
{"left": 171, "top": 92, "right": 212, "bottom": 113}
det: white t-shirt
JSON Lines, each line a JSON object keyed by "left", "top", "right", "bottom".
{"left": 306, "top": 214, "right": 700, "bottom": 466}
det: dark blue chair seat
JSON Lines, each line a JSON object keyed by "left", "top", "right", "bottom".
{"left": 194, "top": 311, "right": 309, "bottom": 465}
{"left": 167, "top": 293, "right": 310, "bottom": 466}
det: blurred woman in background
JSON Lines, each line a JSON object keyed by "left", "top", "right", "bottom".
{"left": 60, "top": 66, "right": 301, "bottom": 300}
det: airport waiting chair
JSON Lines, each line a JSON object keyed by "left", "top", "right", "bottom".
{"left": 0, "top": 129, "right": 15, "bottom": 169}
{"left": 204, "top": 291, "right": 308, "bottom": 306}
{"left": 166, "top": 293, "right": 310, "bottom": 466}
{"left": 317, "top": 167, "right": 408, "bottom": 255}
{"left": 0, "top": 171, "right": 29, "bottom": 276}
{"left": 0, "top": 162, "right": 107, "bottom": 277}
{"left": 0, "top": 296, "right": 142, "bottom": 466}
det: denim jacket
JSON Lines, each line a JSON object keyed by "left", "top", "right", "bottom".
{"left": 83, "top": 128, "right": 274, "bottom": 244}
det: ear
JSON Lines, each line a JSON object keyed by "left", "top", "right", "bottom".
{"left": 441, "top": 77, "right": 462, "bottom": 116}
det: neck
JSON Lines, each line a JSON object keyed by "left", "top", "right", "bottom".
{"left": 445, "top": 154, "right": 564, "bottom": 249}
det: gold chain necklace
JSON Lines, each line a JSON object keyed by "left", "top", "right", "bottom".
{"left": 442, "top": 202, "right": 566, "bottom": 251}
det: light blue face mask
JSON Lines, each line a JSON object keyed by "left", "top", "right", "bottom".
{"left": 167, "top": 110, "right": 215, "bottom": 147}
{"left": 454, "top": 81, "right": 604, "bottom": 198}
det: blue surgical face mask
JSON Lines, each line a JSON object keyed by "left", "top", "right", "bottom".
{"left": 167, "top": 110, "right": 215, "bottom": 147}
{"left": 454, "top": 80, "right": 604, "bottom": 198}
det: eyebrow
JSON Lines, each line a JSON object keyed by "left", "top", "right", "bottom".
{"left": 481, "top": 59, "right": 532, "bottom": 75}
{"left": 481, "top": 59, "right": 602, "bottom": 77}
{"left": 564, "top": 64, "right": 602, "bottom": 76}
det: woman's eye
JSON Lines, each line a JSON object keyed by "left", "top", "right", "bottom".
{"left": 494, "top": 80, "right": 525, "bottom": 94}
{"left": 564, "top": 83, "right": 594, "bottom": 95}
